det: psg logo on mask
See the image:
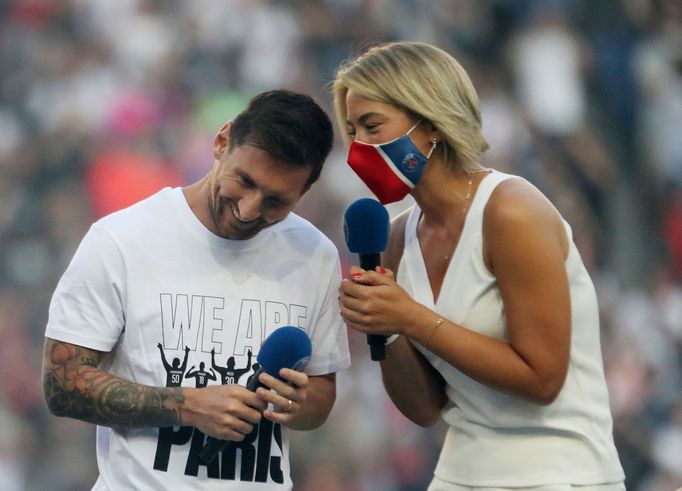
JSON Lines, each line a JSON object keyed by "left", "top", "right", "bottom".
{"left": 401, "top": 153, "right": 422, "bottom": 173}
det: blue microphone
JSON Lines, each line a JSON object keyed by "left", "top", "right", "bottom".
{"left": 343, "top": 198, "right": 390, "bottom": 361}
{"left": 200, "top": 326, "right": 312, "bottom": 463}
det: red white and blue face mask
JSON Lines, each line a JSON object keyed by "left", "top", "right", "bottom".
{"left": 347, "top": 121, "right": 437, "bottom": 204}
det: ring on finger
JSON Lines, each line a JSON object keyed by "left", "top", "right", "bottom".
{"left": 287, "top": 399, "right": 293, "bottom": 412}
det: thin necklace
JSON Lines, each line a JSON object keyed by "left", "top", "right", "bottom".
{"left": 462, "top": 172, "right": 476, "bottom": 212}
{"left": 444, "top": 168, "right": 490, "bottom": 261}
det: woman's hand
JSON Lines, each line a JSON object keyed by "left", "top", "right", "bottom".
{"left": 339, "top": 266, "right": 422, "bottom": 337}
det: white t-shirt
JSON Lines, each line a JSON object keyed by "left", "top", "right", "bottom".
{"left": 398, "top": 171, "right": 624, "bottom": 487}
{"left": 46, "top": 187, "right": 351, "bottom": 491}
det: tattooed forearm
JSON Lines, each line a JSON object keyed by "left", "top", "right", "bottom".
{"left": 42, "top": 338, "right": 184, "bottom": 427}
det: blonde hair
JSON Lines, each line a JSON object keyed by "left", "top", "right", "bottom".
{"left": 333, "top": 41, "right": 489, "bottom": 173}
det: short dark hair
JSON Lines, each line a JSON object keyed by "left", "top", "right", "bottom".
{"left": 230, "top": 90, "right": 334, "bottom": 190}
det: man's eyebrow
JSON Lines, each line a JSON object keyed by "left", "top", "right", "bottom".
{"left": 235, "top": 168, "right": 254, "bottom": 184}
{"left": 235, "top": 169, "right": 291, "bottom": 204}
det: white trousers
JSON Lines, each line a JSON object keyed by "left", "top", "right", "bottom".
{"left": 426, "top": 479, "right": 627, "bottom": 491}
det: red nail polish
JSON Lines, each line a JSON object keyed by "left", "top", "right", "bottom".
{"left": 378, "top": 267, "right": 386, "bottom": 274}
{"left": 351, "top": 273, "right": 362, "bottom": 279}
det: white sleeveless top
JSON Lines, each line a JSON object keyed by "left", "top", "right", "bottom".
{"left": 397, "top": 170, "right": 624, "bottom": 486}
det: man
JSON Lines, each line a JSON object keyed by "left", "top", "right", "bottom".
{"left": 42, "top": 90, "right": 350, "bottom": 490}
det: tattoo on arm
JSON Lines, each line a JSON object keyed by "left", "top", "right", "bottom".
{"left": 43, "top": 338, "right": 184, "bottom": 428}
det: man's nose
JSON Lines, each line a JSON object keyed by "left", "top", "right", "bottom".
{"left": 236, "top": 192, "right": 262, "bottom": 222}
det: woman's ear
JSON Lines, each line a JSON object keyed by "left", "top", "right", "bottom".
{"left": 212, "top": 121, "right": 232, "bottom": 159}
{"left": 428, "top": 122, "right": 441, "bottom": 142}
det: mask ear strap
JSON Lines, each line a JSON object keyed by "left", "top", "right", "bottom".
{"left": 426, "top": 138, "right": 438, "bottom": 159}
{"left": 406, "top": 119, "right": 423, "bottom": 135}
{"left": 408, "top": 119, "right": 437, "bottom": 159}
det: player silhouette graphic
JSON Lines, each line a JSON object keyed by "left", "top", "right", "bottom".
{"left": 185, "top": 362, "right": 217, "bottom": 388}
{"left": 211, "top": 348, "right": 253, "bottom": 386}
{"left": 157, "top": 344, "right": 190, "bottom": 387}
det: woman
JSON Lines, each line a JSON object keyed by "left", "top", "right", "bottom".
{"left": 335, "top": 41, "right": 624, "bottom": 490}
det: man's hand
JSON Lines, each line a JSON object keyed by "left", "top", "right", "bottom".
{"left": 255, "top": 368, "right": 309, "bottom": 426}
{"left": 182, "top": 385, "right": 267, "bottom": 441}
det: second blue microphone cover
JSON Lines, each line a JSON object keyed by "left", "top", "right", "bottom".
{"left": 343, "top": 198, "right": 390, "bottom": 254}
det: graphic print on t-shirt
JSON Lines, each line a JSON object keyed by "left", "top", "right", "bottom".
{"left": 211, "top": 349, "right": 252, "bottom": 385}
{"left": 185, "top": 362, "right": 217, "bottom": 388}
{"left": 157, "top": 344, "right": 190, "bottom": 386}
{"left": 153, "top": 293, "right": 308, "bottom": 483}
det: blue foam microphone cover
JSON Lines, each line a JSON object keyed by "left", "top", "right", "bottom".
{"left": 344, "top": 198, "right": 390, "bottom": 254}
{"left": 257, "top": 326, "right": 312, "bottom": 378}
{"left": 200, "top": 326, "right": 312, "bottom": 463}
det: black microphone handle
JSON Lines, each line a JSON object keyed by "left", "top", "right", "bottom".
{"left": 199, "top": 435, "right": 227, "bottom": 464}
{"left": 245, "top": 366, "right": 267, "bottom": 392}
{"left": 199, "top": 366, "right": 266, "bottom": 463}
{"left": 358, "top": 252, "right": 381, "bottom": 272}
{"left": 358, "top": 253, "right": 387, "bottom": 361}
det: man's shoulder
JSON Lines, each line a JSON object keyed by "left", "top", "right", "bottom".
{"left": 95, "top": 187, "right": 176, "bottom": 233}
{"left": 277, "top": 213, "right": 339, "bottom": 255}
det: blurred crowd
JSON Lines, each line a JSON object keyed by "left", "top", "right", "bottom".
{"left": 0, "top": 0, "right": 681, "bottom": 489}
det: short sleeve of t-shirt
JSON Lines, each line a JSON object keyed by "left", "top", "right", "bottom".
{"left": 45, "top": 224, "right": 126, "bottom": 352}
{"left": 305, "top": 250, "right": 351, "bottom": 376}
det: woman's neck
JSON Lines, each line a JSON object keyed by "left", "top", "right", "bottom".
{"left": 413, "top": 163, "right": 486, "bottom": 226}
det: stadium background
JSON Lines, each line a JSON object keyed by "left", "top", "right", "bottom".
{"left": 0, "top": 1, "right": 680, "bottom": 489}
